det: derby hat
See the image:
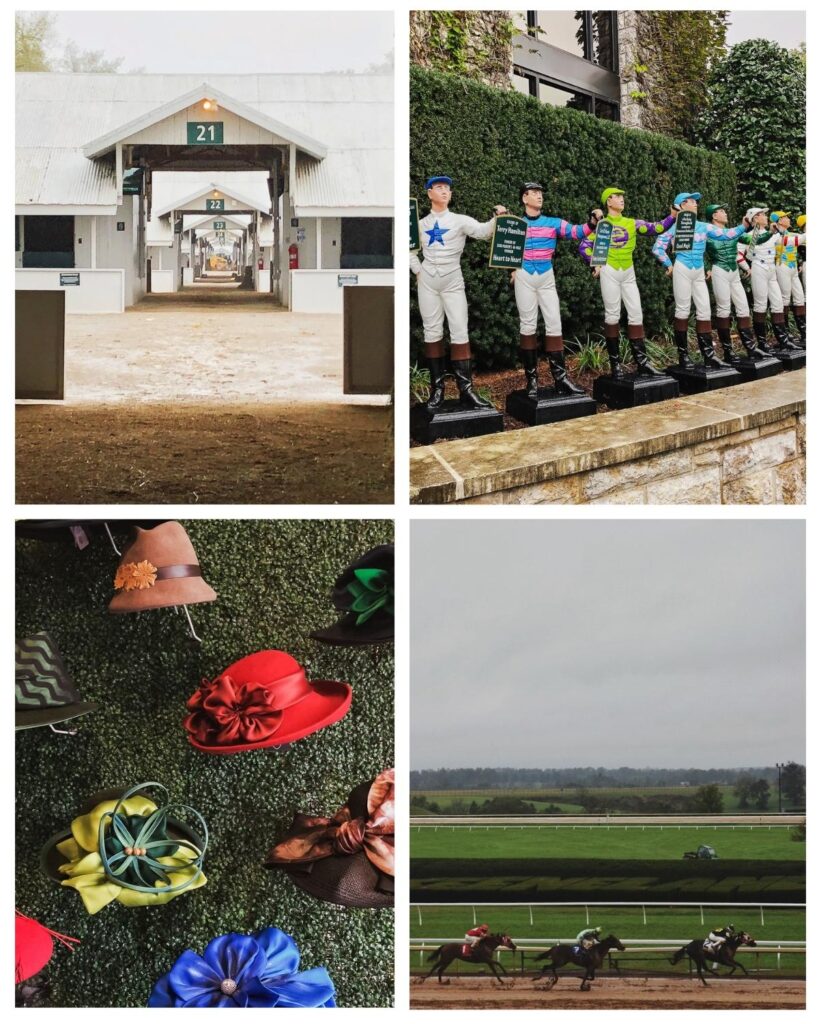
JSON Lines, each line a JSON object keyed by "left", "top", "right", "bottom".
{"left": 183, "top": 650, "right": 352, "bottom": 754}
{"left": 109, "top": 521, "right": 216, "bottom": 613}
{"left": 264, "top": 769, "right": 394, "bottom": 909}
{"left": 310, "top": 544, "right": 394, "bottom": 646}
{"left": 15, "top": 632, "right": 98, "bottom": 731}
{"left": 40, "top": 782, "right": 208, "bottom": 915}
{"left": 15, "top": 911, "right": 79, "bottom": 984}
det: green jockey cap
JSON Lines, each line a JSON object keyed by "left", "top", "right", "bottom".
{"left": 705, "top": 203, "right": 727, "bottom": 219}
{"left": 601, "top": 187, "right": 625, "bottom": 205}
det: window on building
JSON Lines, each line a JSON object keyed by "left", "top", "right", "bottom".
{"left": 21, "top": 215, "right": 75, "bottom": 268}
{"left": 340, "top": 218, "right": 393, "bottom": 269}
{"left": 593, "top": 97, "right": 619, "bottom": 121}
{"left": 526, "top": 10, "right": 618, "bottom": 71}
{"left": 537, "top": 80, "right": 592, "bottom": 113}
{"left": 512, "top": 71, "right": 535, "bottom": 97}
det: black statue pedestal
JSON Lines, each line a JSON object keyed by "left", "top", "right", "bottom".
{"left": 410, "top": 399, "right": 504, "bottom": 444}
{"left": 592, "top": 372, "right": 679, "bottom": 409}
{"left": 664, "top": 363, "right": 743, "bottom": 394}
{"left": 734, "top": 355, "right": 784, "bottom": 383}
{"left": 505, "top": 387, "right": 596, "bottom": 426}
{"left": 769, "top": 347, "right": 806, "bottom": 371}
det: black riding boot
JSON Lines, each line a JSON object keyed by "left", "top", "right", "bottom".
{"left": 771, "top": 312, "right": 800, "bottom": 350}
{"left": 604, "top": 329, "right": 624, "bottom": 379}
{"left": 629, "top": 335, "right": 664, "bottom": 377}
{"left": 753, "top": 314, "right": 775, "bottom": 354}
{"left": 519, "top": 338, "right": 539, "bottom": 400}
{"left": 696, "top": 321, "right": 727, "bottom": 369}
{"left": 425, "top": 356, "right": 447, "bottom": 412}
{"left": 674, "top": 327, "right": 693, "bottom": 369}
{"left": 451, "top": 359, "right": 494, "bottom": 410}
{"left": 792, "top": 306, "right": 806, "bottom": 347}
{"left": 715, "top": 319, "right": 740, "bottom": 366}
{"left": 546, "top": 349, "right": 584, "bottom": 396}
{"left": 736, "top": 317, "right": 767, "bottom": 360}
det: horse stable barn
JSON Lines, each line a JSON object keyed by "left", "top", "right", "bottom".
{"left": 15, "top": 73, "right": 394, "bottom": 312}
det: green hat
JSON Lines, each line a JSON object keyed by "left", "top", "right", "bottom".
{"left": 705, "top": 203, "right": 727, "bottom": 219}
{"left": 601, "top": 187, "right": 625, "bottom": 205}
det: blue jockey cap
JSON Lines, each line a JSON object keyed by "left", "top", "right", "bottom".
{"left": 425, "top": 176, "right": 453, "bottom": 189}
{"left": 674, "top": 192, "right": 701, "bottom": 207}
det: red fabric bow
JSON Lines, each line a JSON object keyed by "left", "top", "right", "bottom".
{"left": 266, "top": 769, "right": 394, "bottom": 877}
{"left": 183, "top": 674, "right": 284, "bottom": 747}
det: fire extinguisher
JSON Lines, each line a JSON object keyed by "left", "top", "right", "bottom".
{"left": 258, "top": 257, "right": 264, "bottom": 270}
{"left": 288, "top": 243, "right": 299, "bottom": 270}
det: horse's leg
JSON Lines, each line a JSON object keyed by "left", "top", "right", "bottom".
{"left": 695, "top": 959, "right": 708, "bottom": 986}
{"left": 487, "top": 960, "right": 507, "bottom": 987}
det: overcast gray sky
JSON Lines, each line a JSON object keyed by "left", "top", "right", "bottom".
{"left": 50, "top": 12, "right": 393, "bottom": 73}
{"left": 726, "top": 10, "right": 805, "bottom": 48}
{"left": 411, "top": 520, "right": 805, "bottom": 771}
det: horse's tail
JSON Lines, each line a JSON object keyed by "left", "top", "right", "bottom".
{"left": 426, "top": 946, "right": 442, "bottom": 963}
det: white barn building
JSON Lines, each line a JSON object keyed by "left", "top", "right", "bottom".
{"left": 15, "top": 73, "right": 394, "bottom": 313}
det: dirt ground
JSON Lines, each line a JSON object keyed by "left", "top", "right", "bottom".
{"left": 16, "top": 292, "right": 393, "bottom": 503}
{"left": 16, "top": 402, "right": 392, "bottom": 504}
{"left": 410, "top": 977, "right": 806, "bottom": 1010}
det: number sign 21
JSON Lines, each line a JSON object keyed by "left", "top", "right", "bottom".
{"left": 187, "top": 122, "right": 224, "bottom": 145}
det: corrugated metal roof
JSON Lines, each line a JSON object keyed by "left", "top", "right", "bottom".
{"left": 16, "top": 73, "right": 392, "bottom": 211}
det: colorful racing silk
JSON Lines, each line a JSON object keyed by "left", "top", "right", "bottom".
{"left": 775, "top": 231, "right": 807, "bottom": 269}
{"left": 521, "top": 214, "right": 591, "bottom": 274}
{"left": 706, "top": 231, "right": 771, "bottom": 273}
{"left": 579, "top": 213, "right": 675, "bottom": 270}
{"left": 652, "top": 220, "right": 748, "bottom": 270}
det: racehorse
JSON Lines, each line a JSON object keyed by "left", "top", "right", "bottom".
{"left": 533, "top": 934, "right": 626, "bottom": 991}
{"left": 416, "top": 933, "right": 517, "bottom": 985}
{"left": 670, "top": 931, "right": 757, "bottom": 985}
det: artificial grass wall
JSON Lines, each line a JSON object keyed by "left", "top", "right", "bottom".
{"left": 410, "top": 66, "right": 739, "bottom": 368}
{"left": 15, "top": 519, "right": 394, "bottom": 1008}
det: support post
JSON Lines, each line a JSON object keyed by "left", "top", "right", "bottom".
{"left": 316, "top": 216, "right": 323, "bottom": 270}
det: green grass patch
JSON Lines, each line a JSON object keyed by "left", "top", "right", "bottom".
{"left": 411, "top": 824, "right": 805, "bottom": 861}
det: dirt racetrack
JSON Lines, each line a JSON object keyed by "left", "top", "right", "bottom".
{"left": 410, "top": 977, "right": 806, "bottom": 1010}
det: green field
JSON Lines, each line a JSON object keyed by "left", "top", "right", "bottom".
{"left": 414, "top": 786, "right": 767, "bottom": 815}
{"left": 412, "top": 825, "right": 806, "bottom": 862}
{"left": 409, "top": 905, "right": 806, "bottom": 978}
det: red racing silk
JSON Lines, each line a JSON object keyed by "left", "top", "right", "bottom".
{"left": 265, "top": 769, "right": 394, "bottom": 877}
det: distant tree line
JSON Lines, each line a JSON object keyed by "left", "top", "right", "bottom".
{"left": 411, "top": 765, "right": 803, "bottom": 791}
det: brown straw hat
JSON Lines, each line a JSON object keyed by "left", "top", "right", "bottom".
{"left": 108, "top": 522, "right": 217, "bottom": 614}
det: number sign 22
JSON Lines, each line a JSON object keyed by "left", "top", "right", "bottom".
{"left": 187, "top": 122, "right": 224, "bottom": 145}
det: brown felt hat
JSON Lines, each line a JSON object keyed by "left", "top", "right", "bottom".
{"left": 108, "top": 522, "right": 217, "bottom": 614}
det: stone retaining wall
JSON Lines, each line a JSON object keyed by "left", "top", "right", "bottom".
{"left": 410, "top": 371, "right": 806, "bottom": 505}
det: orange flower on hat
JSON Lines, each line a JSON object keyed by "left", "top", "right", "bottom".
{"left": 129, "top": 560, "right": 158, "bottom": 590}
{"left": 114, "top": 560, "right": 158, "bottom": 591}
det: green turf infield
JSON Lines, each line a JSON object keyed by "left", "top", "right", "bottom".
{"left": 16, "top": 520, "right": 394, "bottom": 1008}
{"left": 409, "top": 905, "right": 806, "bottom": 979}
{"left": 411, "top": 824, "right": 805, "bottom": 861}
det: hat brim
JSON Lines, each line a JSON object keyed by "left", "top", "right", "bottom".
{"left": 187, "top": 679, "right": 352, "bottom": 754}
{"left": 15, "top": 702, "right": 99, "bottom": 730}
{"left": 109, "top": 576, "right": 217, "bottom": 613}
{"left": 277, "top": 852, "right": 393, "bottom": 909}
{"left": 310, "top": 618, "right": 393, "bottom": 646}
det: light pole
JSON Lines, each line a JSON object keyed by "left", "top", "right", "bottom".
{"left": 776, "top": 762, "right": 785, "bottom": 813}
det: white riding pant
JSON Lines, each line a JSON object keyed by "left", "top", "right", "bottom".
{"left": 710, "top": 265, "right": 750, "bottom": 318}
{"left": 750, "top": 260, "right": 784, "bottom": 314}
{"left": 599, "top": 264, "right": 643, "bottom": 325}
{"left": 514, "top": 267, "right": 562, "bottom": 335}
{"left": 417, "top": 267, "right": 469, "bottom": 345}
{"left": 776, "top": 264, "right": 805, "bottom": 306}
{"left": 673, "top": 262, "right": 712, "bottom": 320}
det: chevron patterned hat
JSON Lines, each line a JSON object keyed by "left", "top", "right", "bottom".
{"left": 15, "top": 632, "right": 98, "bottom": 730}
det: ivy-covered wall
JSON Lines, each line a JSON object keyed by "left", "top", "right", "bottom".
{"left": 410, "top": 66, "right": 738, "bottom": 369}
{"left": 16, "top": 519, "right": 394, "bottom": 1008}
{"left": 409, "top": 10, "right": 514, "bottom": 88}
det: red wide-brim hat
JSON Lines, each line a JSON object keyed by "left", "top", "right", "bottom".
{"left": 184, "top": 650, "right": 352, "bottom": 755}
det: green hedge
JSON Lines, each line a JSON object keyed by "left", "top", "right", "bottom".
{"left": 410, "top": 67, "right": 738, "bottom": 369}
{"left": 412, "top": 857, "right": 804, "bottom": 880}
{"left": 16, "top": 520, "right": 394, "bottom": 1008}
